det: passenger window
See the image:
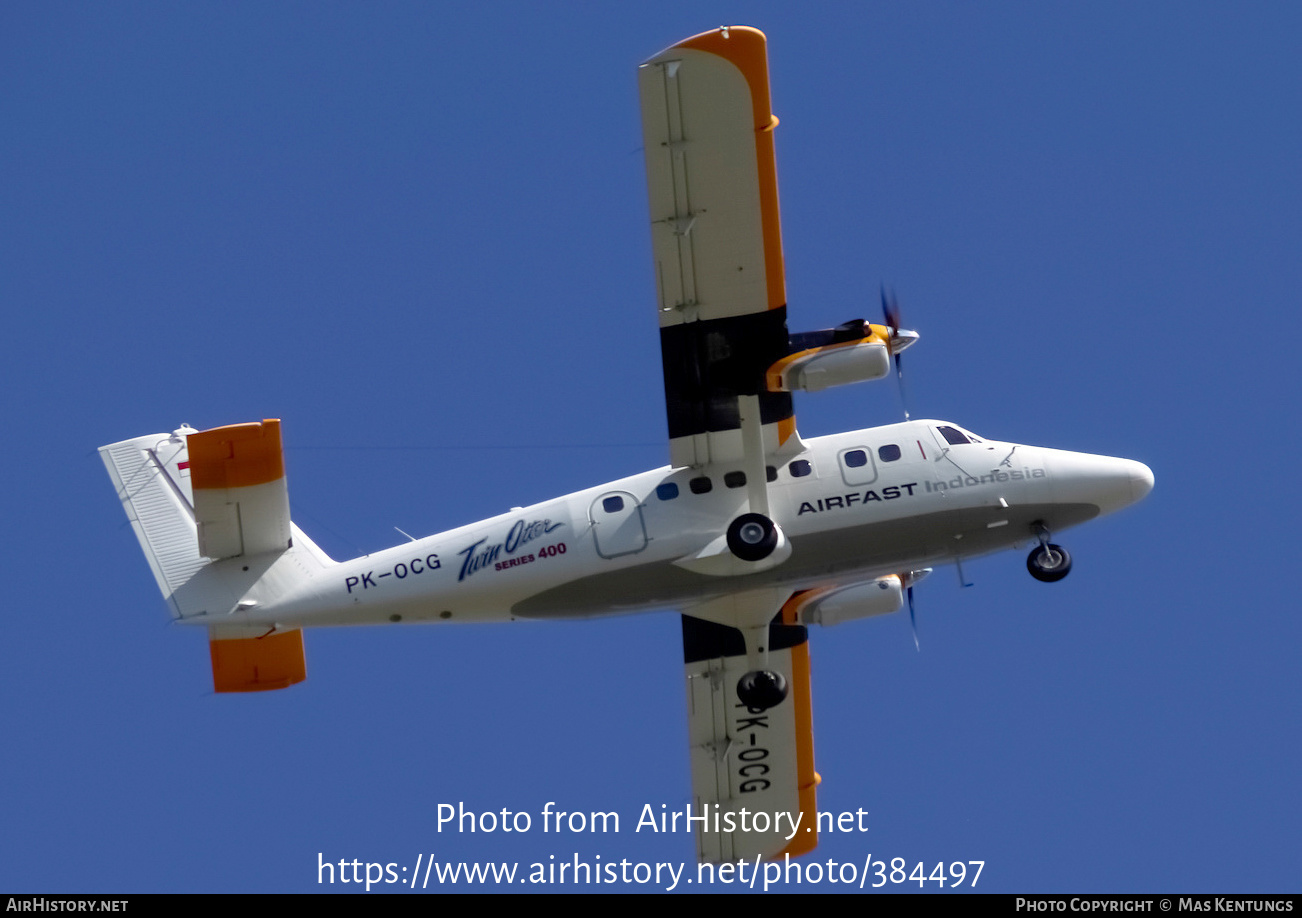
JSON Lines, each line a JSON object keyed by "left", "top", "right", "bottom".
{"left": 602, "top": 495, "right": 624, "bottom": 513}
{"left": 938, "top": 426, "right": 971, "bottom": 445}
{"left": 656, "top": 482, "right": 679, "bottom": 501}
{"left": 766, "top": 466, "right": 777, "bottom": 483}
{"left": 838, "top": 447, "right": 878, "bottom": 486}
{"left": 724, "top": 471, "right": 746, "bottom": 489}
{"left": 689, "top": 476, "right": 712, "bottom": 495}
{"left": 788, "top": 459, "right": 812, "bottom": 478}
{"left": 878, "top": 444, "right": 901, "bottom": 462}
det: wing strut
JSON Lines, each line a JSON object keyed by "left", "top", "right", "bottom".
{"left": 738, "top": 394, "right": 770, "bottom": 518}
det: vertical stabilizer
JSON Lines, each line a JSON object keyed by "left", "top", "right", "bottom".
{"left": 100, "top": 427, "right": 205, "bottom": 618}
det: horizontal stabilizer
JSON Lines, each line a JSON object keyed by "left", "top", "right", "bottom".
{"left": 188, "top": 420, "right": 291, "bottom": 560}
{"left": 209, "top": 628, "right": 306, "bottom": 693}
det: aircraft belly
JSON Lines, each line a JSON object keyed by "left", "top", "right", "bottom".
{"left": 511, "top": 502, "right": 1100, "bottom": 619}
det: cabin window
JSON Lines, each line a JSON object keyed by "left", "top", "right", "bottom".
{"left": 655, "top": 482, "right": 679, "bottom": 501}
{"left": 937, "top": 426, "right": 971, "bottom": 445}
{"left": 788, "top": 459, "right": 812, "bottom": 478}
{"left": 724, "top": 471, "right": 746, "bottom": 489}
{"left": 766, "top": 466, "right": 777, "bottom": 482}
{"left": 602, "top": 495, "right": 624, "bottom": 513}
{"left": 838, "top": 447, "right": 878, "bottom": 486}
{"left": 878, "top": 444, "right": 902, "bottom": 462}
{"left": 689, "top": 476, "right": 712, "bottom": 494}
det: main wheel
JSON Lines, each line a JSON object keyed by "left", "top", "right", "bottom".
{"left": 726, "top": 513, "right": 778, "bottom": 562}
{"left": 1027, "top": 543, "right": 1072, "bottom": 582}
{"left": 737, "top": 670, "right": 788, "bottom": 710}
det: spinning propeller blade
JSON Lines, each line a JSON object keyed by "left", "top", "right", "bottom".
{"left": 880, "top": 285, "right": 911, "bottom": 420}
{"left": 907, "top": 584, "right": 919, "bottom": 651}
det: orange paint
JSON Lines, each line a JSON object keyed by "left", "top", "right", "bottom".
{"left": 777, "top": 414, "right": 797, "bottom": 447}
{"left": 209, "top": 629, "right": 306, "bottom": 693}
{"left": 188, "top": 419, "right": 285, "bottom": 490}
{"left": 776, "top": 591, "right": 819, "bottom": 859}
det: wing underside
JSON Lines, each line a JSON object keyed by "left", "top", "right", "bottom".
{"left": 640, "top": 27, "right": 799, "bottom": 469}
{"left": 681, "top": 608, "right": 818, "bottom": 862}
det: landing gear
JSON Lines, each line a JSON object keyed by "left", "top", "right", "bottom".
{"left": 737, "top": 669, "right": 788, "bottom": 710}
{"left": 1027, "top": 522, "right": 1072, "bottom": 582}
{"left": 726, "top": 513, "right": 778, "bottom": 562}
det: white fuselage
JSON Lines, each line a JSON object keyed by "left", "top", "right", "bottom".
{"left": 218, "top": 419, "right": 1152, "bottom": 632}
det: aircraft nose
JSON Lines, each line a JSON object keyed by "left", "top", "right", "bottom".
{"left": 1129, "top": 460, "right": 1155, "bottom": 503}
{"left": 1046, "top": 451, "right": 1154, "bottom": 516}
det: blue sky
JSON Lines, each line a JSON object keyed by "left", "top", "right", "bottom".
{"left": 3, "top": 2, "right": 1299, "bottom": 893}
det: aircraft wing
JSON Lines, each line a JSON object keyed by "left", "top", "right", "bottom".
{"left": 680, "top": 601, "right": 819, "bottom": 862}
{"left": 639, "top": 27, "right": 800, "bottom": 469}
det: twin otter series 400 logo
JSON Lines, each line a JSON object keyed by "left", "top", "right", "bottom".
{"left": 457, "top": 518, "right": 565, "bottom": 581}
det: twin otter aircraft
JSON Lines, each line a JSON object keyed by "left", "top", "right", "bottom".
{"left": 101, "top": 28, "right": 1152, "bottom": 864}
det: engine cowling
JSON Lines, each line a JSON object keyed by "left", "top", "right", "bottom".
{"left": 792, "top": 577, "right": 904, "bottom": 626}
{"left": 766, "top": 339, "right": 891, "bottom": 393}
{"left": 768, "top": 319, "right": 919, "bottom": 393}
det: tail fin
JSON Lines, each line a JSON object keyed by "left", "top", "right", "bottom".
{"left": 100, "top": 419, "right": 332, "bottom": 692}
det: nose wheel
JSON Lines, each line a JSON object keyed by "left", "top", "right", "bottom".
{"left": 1027, "top": 522, "right": 1072, "bottom": 582}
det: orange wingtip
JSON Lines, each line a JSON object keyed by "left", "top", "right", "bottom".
{"left": 209, "top": 629, "right": 306, "bottom": 693}
{"left": 188, "top": 419, "right": 285, "bottom": 490}
{"left": 675, "top": 27, "right": 772, "bottom": 129}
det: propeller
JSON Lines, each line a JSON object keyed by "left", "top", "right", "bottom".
{"left": 907, "top": 583, "right": 919, "bottom": 651}
{"left": 880, "top": 285, "right": 911, "bottom": 420}
{"left": 899, "top": 569, "right": 931, "bottom": 651}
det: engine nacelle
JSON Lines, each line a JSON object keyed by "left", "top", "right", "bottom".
{"left": 793, "top": 576, "right": 904, "bottom": 626}
{"left": 768, "top": 319, "right": 920, "bottom": 393}
{"left": 766, "top": 339, "right": 891, "bottom": 393}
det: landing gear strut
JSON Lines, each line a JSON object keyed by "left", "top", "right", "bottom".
{"left": 1027, "top": 521, "right": 1072, "bottom": 582}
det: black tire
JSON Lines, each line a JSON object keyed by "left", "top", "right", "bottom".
{"left": 726, "top": 513, "right": 778, "bottom": 562}
{"left": 737, "top": 670, "right": 788, "bottom": 710}
{"left": 1027, "top": 543, "right": 1072, "bottom": 582}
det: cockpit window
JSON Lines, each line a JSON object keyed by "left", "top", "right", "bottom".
{"left": 937, "top": 426, "right": 971, "bottom": 445}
